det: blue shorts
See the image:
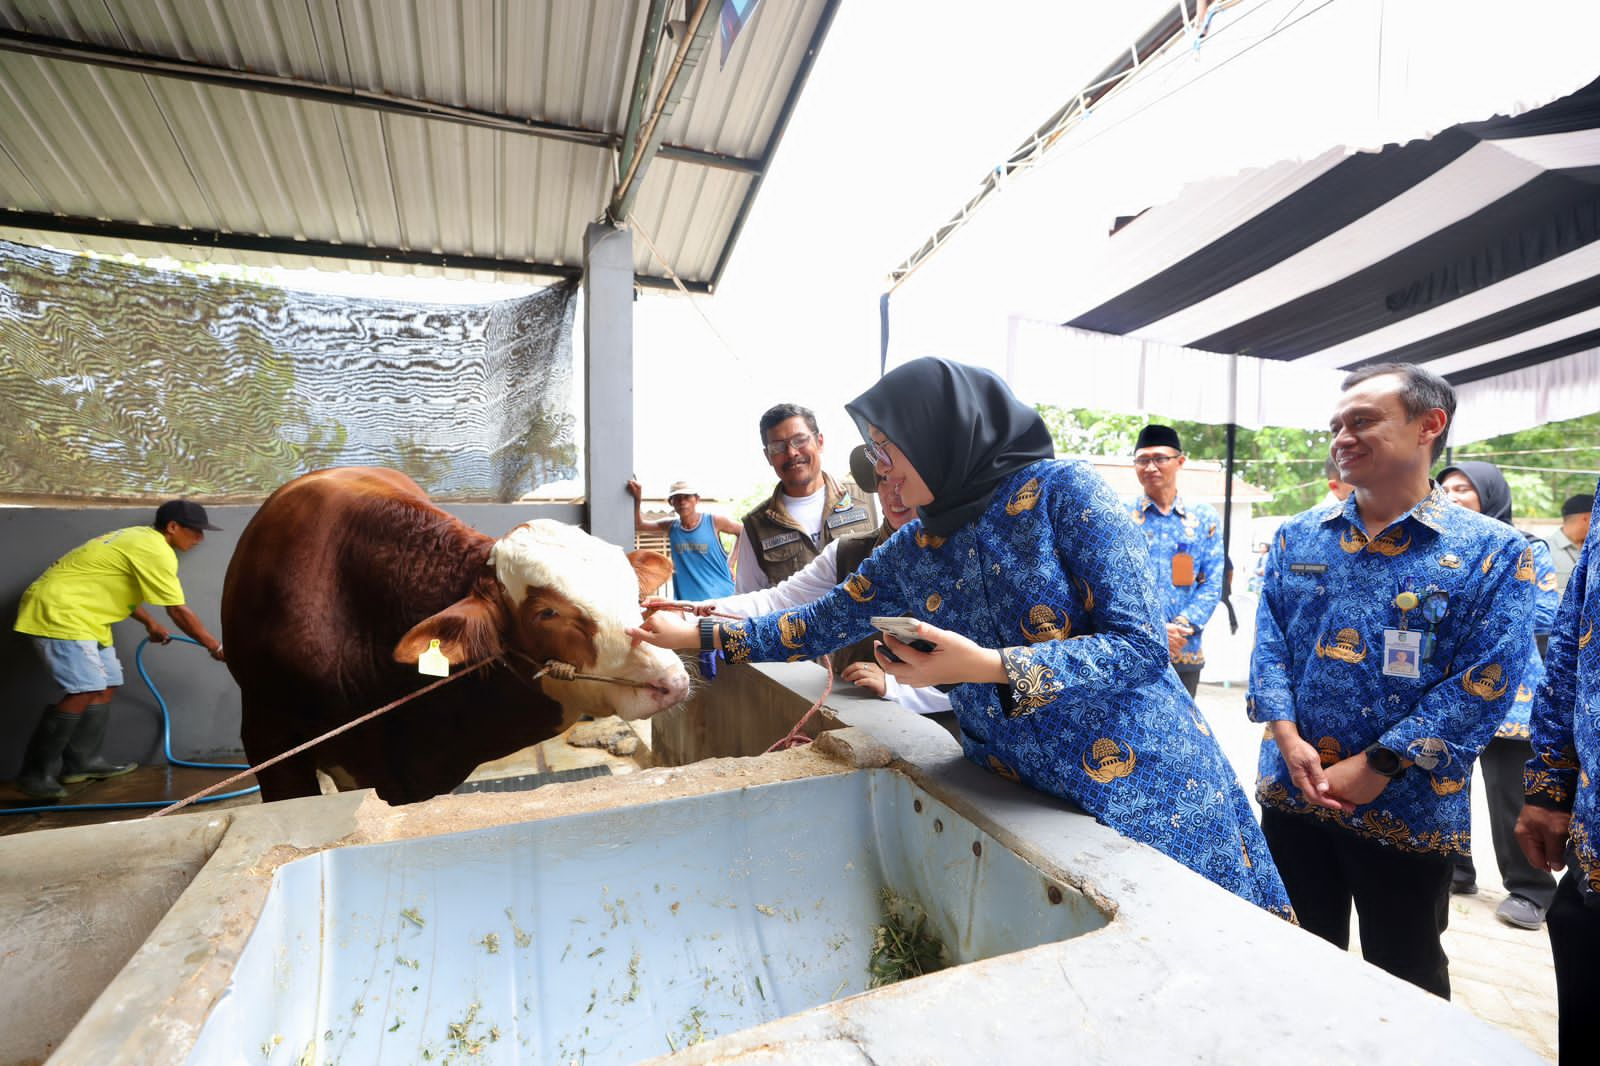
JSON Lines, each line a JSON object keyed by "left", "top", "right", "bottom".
{"left": 32, "top": 638, "right": 124, "bottom": 694}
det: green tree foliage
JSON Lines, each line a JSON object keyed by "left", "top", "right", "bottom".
{"left": 1037, "top": 405, "right": 1332, "bottom": 515}
{"left": 1037, "top": 404, "right": 1600, "bottom": 518}
{"left": 1449, "top": 414, "right": 1600, "bottom": 519}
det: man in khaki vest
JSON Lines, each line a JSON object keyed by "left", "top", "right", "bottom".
{"left": 734, "top": 403, "right": 874, "bottom": 593}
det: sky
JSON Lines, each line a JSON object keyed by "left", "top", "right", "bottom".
{"left": 110, "top": 0, "right": 1600, "bottom": 503}
{"left": 621, "top": 0, "right": 1600, "bottom": 498}
{"left": 627, "top": 0, "right": 1182, "bottom": 499}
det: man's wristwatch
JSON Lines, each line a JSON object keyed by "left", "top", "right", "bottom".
{"left": 1364, "top": 745, "right": 1405, "bottom": 778}
{"left": 699, "top": 618, "right": 719, "bottom": 652}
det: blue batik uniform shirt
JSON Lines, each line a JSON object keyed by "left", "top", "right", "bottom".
{"left": 1500, "top": 536, "right": 1559, "bottom": 739}
{"left": 1250, "top": 485, "right": 1534, "bottom": 855}
{"left": 1130, "top": 494, "right": 1225, "bottom": 671}
{"left": 718, "top": 459, "right": 1293, "bottom": 918}
{"left": 1526, "top": 487, "right": 1600, "bottom": 887}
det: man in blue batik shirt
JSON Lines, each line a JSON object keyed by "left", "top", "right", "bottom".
{"left": 1249, "top": 363, "right": 1534, "bottom": 999}
{"left": 1518, "top": 485, "right": 1600, "bottom": 1062}
{"left": 1130, "top": 425, "right": 1225, "bottom": 697}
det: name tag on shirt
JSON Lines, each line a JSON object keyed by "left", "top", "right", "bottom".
{"left": 1288, "top": 563, "right": 1328, "bottom": 575}
{"left": 1382, "top": 629, "right": 1422, "bottom": 678}
{"left": 825, "top": 507, "right": 867, "bottom": 530}
{"left": 761, "top": 531, "right": 802, "bottom": 550}
{"left": 1171, "top": 550, "right": 1195, "bottom": 587}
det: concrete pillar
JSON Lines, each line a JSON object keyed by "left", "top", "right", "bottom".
{"left": 582, "top": 222, "right": 635, "bottom": 548}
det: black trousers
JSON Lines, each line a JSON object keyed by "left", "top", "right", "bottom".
{"left": 1262, "top": 808, "right": 1453, "bottom": 998}
{"left": 1454, "top": 736, "right": 1557, "bottom": 906}
{"left": 1176, "top": 667, "right": 1200, "bottom": 697}
{"left": 1549, "top": 868, "right": 1600, "bottom": 1064}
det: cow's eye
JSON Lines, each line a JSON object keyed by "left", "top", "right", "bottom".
{"left": 537, "top": 607, "right": 560, "bottom": 621}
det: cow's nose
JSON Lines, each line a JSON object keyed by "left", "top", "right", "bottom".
{"left": 657, "top": 670, "right": 691, "bottom": 706}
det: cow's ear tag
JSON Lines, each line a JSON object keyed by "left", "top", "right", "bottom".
{"left": 418, "top": 638, "right": 450, "bottom": 677}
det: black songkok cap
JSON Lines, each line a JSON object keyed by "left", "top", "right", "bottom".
{"left": 1562, "top": 493, "right": 1595, "bottom": 518}
{"left": 1135, "top": 424, "right": 1182, "bottom": 453}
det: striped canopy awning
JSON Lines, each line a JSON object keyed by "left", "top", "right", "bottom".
{"left": 1037, "top": 73, "right": 1600, "bottom": 442}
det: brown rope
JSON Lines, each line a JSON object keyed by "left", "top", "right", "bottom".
{"left": 503, "top": 649, "right": 655, "bottom": 689}
{"left": 144, "top": 656, "right": 504, "bottom": 819}
{"left": 637, "top": 602, "right": 835, "bottom": 752}
{"left": 765, "top": 654, "right": 834, "bottom": 753}
{"left": 641, "top": 598, "right": 743, "bottom": 620}
{"left": 147, "top": 640, "right": 680, "bottom": 820}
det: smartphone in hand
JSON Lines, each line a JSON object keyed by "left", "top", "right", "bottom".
{"left": 870, "top": 616, "right": 936, "bottom": 661}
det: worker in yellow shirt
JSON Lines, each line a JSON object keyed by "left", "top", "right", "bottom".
{"left": 13, "top": 500, "right": 227, "bottom": 800}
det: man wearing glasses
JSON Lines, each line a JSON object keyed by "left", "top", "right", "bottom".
{"left": 734, "top": 403, "right": 874, "bottom": 593}
{"left": 1129, "top": 424, "right": 1225, "bottom": 697}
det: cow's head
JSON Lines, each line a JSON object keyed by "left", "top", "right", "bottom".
{"left": 393, "top": 520, "right": 690, "bottom": 719}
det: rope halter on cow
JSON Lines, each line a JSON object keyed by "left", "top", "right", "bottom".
{"left": 504, "top": 649, "right": 655, "bottom": 689}
{"left": 146, "top": 651, "right": 656, "bottom": 820}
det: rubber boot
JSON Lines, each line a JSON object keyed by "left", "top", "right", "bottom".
{"left": 15, "top": 708, "right": 77, "bottom": 800}
{"left": 60, "top": 704, "right": 137, "bottom": 783}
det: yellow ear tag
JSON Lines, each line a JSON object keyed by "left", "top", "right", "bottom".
{"left": 418, "top": 639, "right": 450, "bottom": 678}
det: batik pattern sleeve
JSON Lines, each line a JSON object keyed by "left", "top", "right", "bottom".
{"left": 1530, "top": 538, "right": 1560, "bottom": 635}
{"left": 719, "top": 533, "right": 908, "bottom": 664}
{"left": 1246, "top": 525, "right": 1296, "bottom": 724}
{"left": 995, "top": 464, "right": 1169, "bottom": 706}
{"left": 1374, "top": 540, "right": 1534, "bottom": 790}
{"left": 1526, "top": 539, "right": 1587, "bottom": 811}
{"left": 1494, "top": 537, "right": 1560, "bottom": 739}
{"left": 1175, "top": 504, "right": 1225, "bottom": 630}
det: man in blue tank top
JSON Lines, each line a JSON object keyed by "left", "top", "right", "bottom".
{"left": 627, "top": 479, "right": 742, "bottom": 600}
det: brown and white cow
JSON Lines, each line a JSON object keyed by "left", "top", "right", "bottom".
{"left": 221, "top": 467, "right": 690, "bottom": 804}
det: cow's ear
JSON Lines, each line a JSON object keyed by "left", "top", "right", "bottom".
{"left": 627, "top": 550, "right": 674, "bottom": 599}
{"left": 393, "top": 591, "right": 506, "bottom": 668}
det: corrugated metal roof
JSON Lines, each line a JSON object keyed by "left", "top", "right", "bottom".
{"left": 0, "top": 0, "right": 835, "bottom": 287}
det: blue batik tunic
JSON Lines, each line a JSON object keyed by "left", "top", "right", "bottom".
{"left": 719, "top": 459, "right": 1293, "bottom": 917}
{"left": 1526, "top": 489, "right": 1600, "bottom": 889}
{"left": 1130, "top": 495, "right": 1225, "bottom": 670}
{"left": 1250, "top": 487, "right": 1535, "bottom": 856}
{"left": 1497, "top": 536, "right": 1559, "bottom": 739}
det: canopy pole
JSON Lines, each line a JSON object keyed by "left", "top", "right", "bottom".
{"left": 1219, "top": 352, "right": 1239, "bottom": 634}
{"left": 879, "top": 291, "right": 891, "bottom": 376}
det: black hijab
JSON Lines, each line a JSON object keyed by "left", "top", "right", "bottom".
{"left": 845, "top": 357, "right": 1054, "bottom": 537}
{"left": 1438, "top": 460, "right": 1513, "bottom": 525}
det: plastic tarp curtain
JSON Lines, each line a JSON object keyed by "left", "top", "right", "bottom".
{"left": 0, "top": 240, "right": 578, "bottom": 501}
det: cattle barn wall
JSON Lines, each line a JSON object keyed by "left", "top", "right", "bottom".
{"left": 0, "top": 501, "right": 583, "bottom": 780}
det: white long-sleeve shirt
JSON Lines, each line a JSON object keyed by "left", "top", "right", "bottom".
{"left": 704, "top": 540, "right": 952, "bottom": 715}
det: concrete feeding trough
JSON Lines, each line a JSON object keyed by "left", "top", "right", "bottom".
{"left": 188, "top": 771, "right": 1100, "bottom": 1063}
{"left": 6, "top": 663, "right": 1549, "bottom": 1064}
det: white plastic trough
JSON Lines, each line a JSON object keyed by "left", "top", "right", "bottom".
{"left": 188, "top": 770, "right": 1101, "bottom": 1064}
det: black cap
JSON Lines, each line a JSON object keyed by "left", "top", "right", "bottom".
{"left": 848, "top": 444, "right": 879, "bottom": 493}
{"left": 1563, "top": 493, "right": 1595, "bottom": 518}
{"left": 1135, "top": 424, "right": 1182, "bottom": 453}
{"left": 155, "top": 499, "right": 221, "bottom": 532}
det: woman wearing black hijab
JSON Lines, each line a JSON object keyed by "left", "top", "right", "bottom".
{"left": 1438, "top": 461, "right": 1559, "bottom": 928}
{"left": 638, "top": 358, "right": 1291, "bottom": 916}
